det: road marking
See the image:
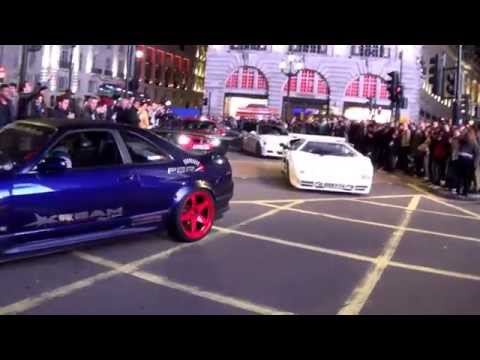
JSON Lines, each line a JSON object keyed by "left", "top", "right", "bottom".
{"left": 75, "top": 252, "right": 293, "bottom": 315}
{"left": 337, "top": 195, "right": 421, "bottom": 315}
{"left": 352, "top": 199, "right": 480, "bottom": 221}
{"left": 214, "top": 226, "right": 480, "bottom": 283}
{"left": 258, "top": 202, "right": 480, "bottom": 245}
{"left": 213, "top": 226, "right": 377, "bottom": 263}
{"left": 230, "top": 194, "right": 415, "bottom": 205}
{"left": 407, "top": 183, "right": 480, "bottom": 219}
{"left": 0, "top": 204, "right": 298, "bottom": 315}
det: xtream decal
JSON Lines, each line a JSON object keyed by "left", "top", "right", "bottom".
{"left": 168, "top": 158, "right": 204, "bottom": 175}
{"left": 25, "top": 208, "right": 123, "bottom": 228}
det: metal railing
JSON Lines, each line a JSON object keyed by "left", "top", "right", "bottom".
{"left": 230, "top": 45, "right": 267, "bottom": 51}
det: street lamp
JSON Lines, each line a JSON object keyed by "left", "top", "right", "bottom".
{"left": 279, "top": 53, "right": 304, "bottom": 122}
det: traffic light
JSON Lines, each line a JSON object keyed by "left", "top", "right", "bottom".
{"left": 460, "top": 95, "right": 470, "bottom": 116}
{"left": 445, "top": 72, "right": 456, "bottom": 98}
{"left": 428, "top": 55, "right": 442, "bottom": 95}
{"left": 386, "top": 71, "right": 400, "bottom": 103}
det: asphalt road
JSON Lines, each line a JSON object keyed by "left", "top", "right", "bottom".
{"left": 1, "top": 150, "right": 480, "bottom": 315}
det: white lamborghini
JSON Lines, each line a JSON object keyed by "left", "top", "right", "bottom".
{"left": 281, "top": 134, "right": 374, "bottom": 194}
{"left": 241, "top": 123, "right": 290, "bottom": 158}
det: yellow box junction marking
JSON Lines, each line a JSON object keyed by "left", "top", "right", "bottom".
{"left": 337, "top": 195, "right": 421, "bottom": 315}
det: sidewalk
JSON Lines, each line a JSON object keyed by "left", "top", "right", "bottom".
{"left": 378, "top": 170, "right": 480, "bottom": 202}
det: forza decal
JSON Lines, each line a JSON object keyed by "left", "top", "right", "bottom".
{"left": 168, "top": 158, "right": 204, "bottom": 175}
{"left": 25, "top": 208, "right": 123, "bottom": 228}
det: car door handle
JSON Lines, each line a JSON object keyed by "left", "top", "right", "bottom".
{"left": 119, "top": 174, "right": 137, "bottom": 183}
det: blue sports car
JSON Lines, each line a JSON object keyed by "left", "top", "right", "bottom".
{"left": 0, "top": 119, "right": 233, "bottom": 263}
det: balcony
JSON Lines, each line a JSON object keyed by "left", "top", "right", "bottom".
{"left": 91, "top": 67, "right": 102, "bottom": 75}
{"left": 288, "top": 45, "right": 328, "bottom": 55}
{"left": 351, "top": 45, "right": 391, "bottom": 58}
{"left": 230, "top": 45, "right": 267, "bottom": 51}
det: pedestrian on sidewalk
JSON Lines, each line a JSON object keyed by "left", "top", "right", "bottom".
{"left": 79, "top": 96, "right": 99, "bottom": 121}
{"left": 456, "top": 129, "right": 480, "bottom": 197}
{"left": 0, "top": 84, "right": 14, "bottom": 127}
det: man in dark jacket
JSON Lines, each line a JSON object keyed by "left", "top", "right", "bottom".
{"left": 48, "top": 95, "right": 71, "bottom": 119}
{"left": 79, "top": 96, "right": 99, "bottom": 121}
{"left": 116, "top": 97, "right": 139, "bottom": 126}
{"left": 0, "top": 84, "right": 14, "bottom": 127}
{"left": 17, "top": 82, "right": 48, "bottom": 120}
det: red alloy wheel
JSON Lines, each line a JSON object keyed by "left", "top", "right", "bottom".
{"left": 179, "top": 191, "right": 215, "bottom": 241}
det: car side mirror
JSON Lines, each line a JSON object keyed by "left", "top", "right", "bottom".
{"left": 37, "top": 156, "right": 69, "bottom": 174}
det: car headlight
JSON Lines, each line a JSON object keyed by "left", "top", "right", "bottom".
{"left": 211, "top": 138, "right": 221, "bottom": 147}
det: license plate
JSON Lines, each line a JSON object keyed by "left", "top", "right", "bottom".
{"left": 193, "top": 144, "right": 210, "bottom": 150}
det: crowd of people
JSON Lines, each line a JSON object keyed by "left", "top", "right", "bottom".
{"left": 0, "top": 81, "right": 169, "bottom": 128}
{"left": 2, "top": 81, "right": 480, "bottom": 197}
{"left": 223, "top": 114, "right": 480, "bottom": 198}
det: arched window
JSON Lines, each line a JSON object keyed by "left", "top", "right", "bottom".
{"left": 345, "top": 74, "right": 390, "bottom": 100}
{"left": 283, "top": 69, "right": 329, "bottom": 97}
{"left": 225, "top": 66, "right": 268, "bottom": 91}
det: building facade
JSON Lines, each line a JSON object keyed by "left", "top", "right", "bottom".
{"left": 203, "top": 45, "right": 480, "bottom": 123}
{"left": 134, "top": 45, "right": 207, "bottom": 108}
{"left": 0, "top": 45, "right": 131, "bottom": 106}
{"left": 420, "top": 45, "right": 480, "bottom": 122}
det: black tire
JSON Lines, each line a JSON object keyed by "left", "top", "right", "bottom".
{"left": 255, "top": 142, "right": 262, "bottom": 157}
{"left": 168, "top": 189, "right": 216, "bottom": 243}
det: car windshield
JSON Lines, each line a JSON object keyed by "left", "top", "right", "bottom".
{"left": 258, "top": 125, "right": 288, "bottom": 135}
{"left": 0, "top": 122, "right": 56, "bottom": 166}
{"left": 183, "top": 121, "right": 216, "bottom": 131}
{"left": 301, "top": 141, "right": 355, "bottom": 157}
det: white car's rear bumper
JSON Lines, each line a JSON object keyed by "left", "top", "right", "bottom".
{"left": 288, "top": 172, "right": 372, "bottom": 195}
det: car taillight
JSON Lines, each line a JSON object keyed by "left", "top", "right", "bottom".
{"left": 178, "top": 134, "right": 192, "bottom": 146}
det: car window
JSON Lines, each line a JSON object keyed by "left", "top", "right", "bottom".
{"left": 121, "top": 131, "right": 170, "bottom": 163}
{"left": 259, "top": 125, "right": 288, "bottom": 135}
{"left": 48, "top": 131, "right": 123, "bottom": 169}
{"left": 241, "top": 122, "right": 257, "bottom": 132}
{"left": 183, "top": 121, "right": 216, "bottom": 131}
{"left": 301, "top": 142, "right": 355, "bottom": 157}
{"left": 0, "top": 123, "right": 56, "bottom": 166}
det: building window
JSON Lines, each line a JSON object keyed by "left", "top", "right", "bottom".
{"left": 117, "top": 60, "right": 125, "bottom": 78}
{"left": 118, "top": 45, "right": 125, "bottom": 53}
{"left": 288, "top": 45, "right": 327, "bottom": 54}
{"left": 59, "top": 47, "right": 70, "bottom": 69}
{"left": 105, "top": 58, "right": 112, "bottom": 70}
{"left": 29, "top": 52, "right": 36, "bottom": 67}
{"left": 317, "top": 79, "right": 328, "bottom": 95}
{"left": 226, "top": 66, "right": 268, "bottom": 91}
{"left": 226, "top": 69, "right": 239, "bottom": 88}
{"left": 79, "top": 53, "right": 84, "bottom": 72}
{"left": 58, "top": 77, "right": 67, "bottom": 91}
{"left": 345, "top": 74, "right": 390, "bottom": 100}
{"left": 351, "top": 45, "right": 390, "bottom": 58}
{"left": 257, "top": 74, "right": 267, "bottom": 89}
{"left": 241, "top": 67, "right": 255, "bottom": 88}
{"left": 362, "top": 74, "right": 377, "bottom": 98}
{"left": 183, "top": 59, "right": 190, "bottom": 73}
{"left": 345, "top": 78, "right": 360, "bottom": 97}
{"left": 106, "top": 45, "right": 112, "bottom": 50}
{"left": 284, "top": 77, "right": 298, "bottom": 93}
{"left": 88, "top": 80, "right": 96, "bottom": 93}
{"left": 230, "top": 45, "right": 267, "bottom": 51}
{"left": 299, "top": 69, "right": 315, "bottom": 93}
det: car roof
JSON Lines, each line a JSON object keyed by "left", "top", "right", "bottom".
{"left": 15, "top": 118, "right": 135, "bottom": 131}
{"left": 290, "top": 134, "right": 347, "bottom": 143}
